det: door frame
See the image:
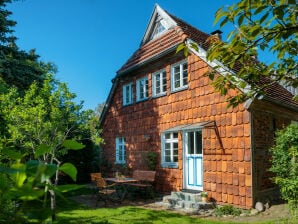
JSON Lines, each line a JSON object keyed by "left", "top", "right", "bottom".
{"left": 183, "top": 129, "right": 203, "bottom": 191}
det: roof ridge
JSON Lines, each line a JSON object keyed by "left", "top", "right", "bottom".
{"left": 166, "top": 11, "right": 211, "bottom": 38}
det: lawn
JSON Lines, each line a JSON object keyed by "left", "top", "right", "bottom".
{"left": 53, "top": 188, "right": 224, "bottom": 224}
{"left": 49, "top": 187, "right": 294, "bottom": 224}
{"left": 55, "top": 206, "right": 223, "bottom": 224}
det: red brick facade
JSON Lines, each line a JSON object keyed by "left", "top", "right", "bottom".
{"left": 101, "top": 53, "right": 256, "bottom": 208}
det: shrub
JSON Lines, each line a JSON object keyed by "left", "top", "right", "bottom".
{"left": 214, "top": 205, "right": 242, "bottom": 217}
{"left": 269, "top": 123, "right": 298, "bottom": 213}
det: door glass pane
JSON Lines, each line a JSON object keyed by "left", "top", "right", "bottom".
{"left": 188, "top": 132, "right": 194, "bottom": 154}
{"left": 196, "top": 131, "right": 202, "bottom": 154}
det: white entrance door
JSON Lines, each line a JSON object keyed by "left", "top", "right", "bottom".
{"left": 183, "top": 130, "right": 203, "bottom": 191}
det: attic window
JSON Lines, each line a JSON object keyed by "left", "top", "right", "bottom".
{"left": 150, "top": 18, "right": 166, "bottom": 40}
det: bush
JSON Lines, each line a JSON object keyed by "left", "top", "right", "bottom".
{"left": 214, "top": 205, "right": 242, "bottom": 217}
{"left": 269, "top": 123, "right": 298, "bottom": 212}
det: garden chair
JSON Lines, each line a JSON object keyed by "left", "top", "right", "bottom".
{"left": 90, "top": 172, "right": 102, "bottom": 182}
{"left": 94, "top": 176, "right": 118, "bottom": 206}
{"left": 90, "top": 173, "right": 102, "bottom": 193}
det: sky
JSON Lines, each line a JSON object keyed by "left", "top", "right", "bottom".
{"left": 7, "top": 0, "right": 238, "bottom": 110}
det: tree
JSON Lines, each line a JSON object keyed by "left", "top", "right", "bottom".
{"left": 0, "top": 140, "right": 84, "bottom": 223}
{"left": 179, "top": 0, "right": 297, "bottom": 107}
{"left": 0, "top": 76, "right": 91, "bottom": 221}
{"left": 0, "top": 0, "right": 51, "bottom": 92}
{"left": 269, "top": 123, "right": 298, "bottom": 216}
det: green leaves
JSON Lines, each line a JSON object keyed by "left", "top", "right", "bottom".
{"left": 2, "top": 148, "right": 23, "bottom": 160}
{"left": 62, "top": 140, "right": 85, "bottom": 150}
{"left": 204, "top": 0, "right": 298, "bottom": 105}
{"left": 59, "top": 163, "right": 77, "bottom": 182}
{"left": 270, "top": 124, "right": 298, "bottom": 211}
{"left": 34, "top": 144, "right": 52, "bottom": 158}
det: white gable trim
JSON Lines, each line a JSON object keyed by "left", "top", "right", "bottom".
{"left": 185, "top": 38, "right": 252, "bottom": 95}
{"left": 141, "top": 4, "right": 177, "bottom": 45}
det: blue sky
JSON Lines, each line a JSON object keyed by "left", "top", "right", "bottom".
{"left": 8, "top": 0, "right": 237, "bottom": 110}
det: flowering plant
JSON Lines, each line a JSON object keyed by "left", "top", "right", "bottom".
{"left": 200, "top": 191, "right": 208, "bottom": 197}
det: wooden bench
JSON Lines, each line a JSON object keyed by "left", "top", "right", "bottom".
{"left": 125, "top": 170, "right": 156, "bottom": 198}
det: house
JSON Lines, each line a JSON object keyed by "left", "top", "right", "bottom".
{"left": 99, "top": 4, "right": 298, "bottom": 208}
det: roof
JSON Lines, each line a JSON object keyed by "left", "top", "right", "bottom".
{"left": 100, "top": 5, "right": 297, "bottom": 125}
{"left": 259, "top": 76, "right": 298, "bottom": 109}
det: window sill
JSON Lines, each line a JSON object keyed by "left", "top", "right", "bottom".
{"left": 171, "top": 86, "right": 188, "bottom": 93}
{"left": 122, "top": 103, "right": 133, "bottom": 107}
{"left": 152, "top": 93, "right": 167, "bottom": 98}
{"left": 136, "top": 98, "right": 149, "bottom": 103}
{"left": 161, "top": 162, "right": 178, "bottom": 169}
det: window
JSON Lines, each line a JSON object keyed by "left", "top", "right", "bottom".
{"left": 161, "top": 132, "right": 178, "bottom": 168}
{"left": 136, "top": 77, "right": 149, "bottom": 102}
{"left": 171, "top": 60, "right": 188, "bottom": 92}
{"left": 116, "top": 137, "right": 126, "bottom": 164}
{"left": 122, "top": 83, "right": 133, "bottom": 106}
{"left": 150, "top": 18, "right": 166, "bottom": 40}
{"left": 152, "top": 70, "right": 167, "bottom": 97}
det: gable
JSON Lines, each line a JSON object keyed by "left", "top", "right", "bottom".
{"left": 141, "top": 4, "right": 177, "bottom": 45}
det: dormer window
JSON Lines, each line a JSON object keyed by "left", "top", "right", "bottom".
{"left": 150, "top": 16, "right": 166, "bottom": 40}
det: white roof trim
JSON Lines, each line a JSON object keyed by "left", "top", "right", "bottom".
{"left": 185, "top": 38, "right": 252, "bottom": 95}
{"left": 141, "top": 4, "right": 177, "bottom": 45}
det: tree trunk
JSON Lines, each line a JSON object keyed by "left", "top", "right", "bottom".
{"left": 49, "top": 189, "right": 56, "bottom": 221}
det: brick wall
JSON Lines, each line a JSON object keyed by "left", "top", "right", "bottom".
{"left": 101, "top": 53, "right": 253, "bottom": 208}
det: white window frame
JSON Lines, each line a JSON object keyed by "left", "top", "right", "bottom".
{"left": 171, "top": 60, "right": 188, "bottom": 92}
{"left": 161, "top": 132, "right": 179, "bottom": 168}
{"left": 115, "top": 137, "right": 126, "bottom": 164}
{"left": 122, "top": 82, "right": 133, "bottom": 106}
{"left": 136, "top": 76, "right": 149, "bottom": 102}
{"left": 152, "top": 69, "right": 167, "bottom": 97}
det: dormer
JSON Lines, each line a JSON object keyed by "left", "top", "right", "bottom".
{"left": 141, "top": 4, "right": 177, "bottom": 45}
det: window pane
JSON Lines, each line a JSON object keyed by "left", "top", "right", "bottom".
{"left": 174, "top": 70, "right": 180, "bottom": 88}
{"left": 145, "top": 79, "right": 149, "bottom": 97}
{"left": 195, "top": 131, "right": 202, "bottom": 154}
{"left": 173, "top": 149, "right": 178, "bottom": 156}
{"left": 173, "top": 142, "right": 178, "bottom": 150}
{"left": 173, "top": 155, "right": 178, "bottom": 162}
{"left": 156, "top": 86, "right": 160, "bottom": 94}
{"left": 162, "top": 72, "right": 167, "bottom": 92}
{"left": 165, "top": 155, "right": 171, "bottom": 162}
{"left": 165, "top": 133, "right": 171, "bottom": 139}
{"left": 119, "top": 146, "right": 123, "bottom": 160}
{"left": 173, "top": 132, "right": 178, "bottom": 139}
{"left": 165, "top": 150, "right": 171, "bottom": 156}
{"left": 165, "top": 143, "right": 171, "bottom": 150}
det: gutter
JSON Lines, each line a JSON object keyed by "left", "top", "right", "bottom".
{"left": 116, "top": 44, "right": 180, "bottom": 77}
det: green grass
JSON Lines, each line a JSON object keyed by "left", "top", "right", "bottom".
{"left": 49, "top": 186, "right": 294, "bottom": 224}
{"left": 55, "top": 205, "right": 224, "bottom": 224}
